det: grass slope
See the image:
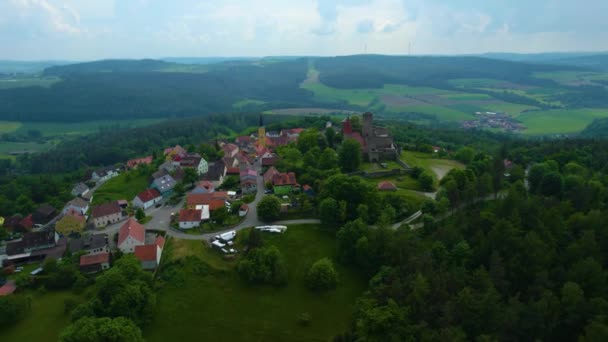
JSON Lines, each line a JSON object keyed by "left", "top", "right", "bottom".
{"left": 0, "top": 291, "right": 81, "bottom": 342}
{"left": 519, "top": 108, "right": 608, "bottom": 135}
{"left": 92, "top": 172, "right": 149, "bottom": 205}
{"left": 146, "top": 225, "right": 366, "bottom": 342}
{"left": 401, "top": 151, "right": 465, "bottom": 184}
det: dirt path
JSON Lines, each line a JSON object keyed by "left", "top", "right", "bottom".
{"left": 431, "top": 165, "right": 453, "bottom": 180}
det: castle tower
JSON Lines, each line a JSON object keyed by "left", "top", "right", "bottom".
{"left": 258, "top": 114, "right": 266, "bottom": 147}
{"left": 362, "top": 112, "right": 373, "bottom": 139}
{"left": 342, "top": 117, "right": 353, "bottom": 135}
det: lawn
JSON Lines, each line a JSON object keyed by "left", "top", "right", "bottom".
{"left": 448, "top": 78, "right": 506, "bottom": 88}
{"left": 15, "top": 119, "right": 165, "bottom": 137}
{"left": 233, "top": 99, "right": 266, "bottom": 109}
{"left": 439, "top": 93, "right": 492, "bottom": 101}
{"left": 361, "top": 173, "right": 422, "bottom": 191}
{"left": 0, "top": 141, "right": 55, "bottom": 159}
{"left": 302, "top": 82, "right": 376, "bottom": 107}
{"left": 146, "top": 225, "right": 366, "bottom": 342}
{"left": 0, "top": 121, "right": 22, "bottom": 134}
{"left": 401, "top": 151, "right": 464, "bottom": 184}
{"left": 0, "top": 290, "right": 82, "bottom": 342}
{"left": 518, "top": 108, "right": 608, "bottom": 135}
{"left": 92, "top": 171, "right": 150, "bottom": 205}
{"left": 0, "top": 76, "right": 61, "bottom": 89}
{"left": 388, "top": 104, "right": 474, "bottom": 121}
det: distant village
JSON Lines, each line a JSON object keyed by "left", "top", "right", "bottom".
{"left": 461, "top": 111, "right": 526, "bottom": 132}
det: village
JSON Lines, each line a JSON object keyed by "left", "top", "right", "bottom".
{"left": 461, "top": 111, "right": 526, "bottom": 132}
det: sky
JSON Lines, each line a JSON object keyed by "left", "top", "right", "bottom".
{"left": 1, "top": 0, "right": 607, "bottom": 60}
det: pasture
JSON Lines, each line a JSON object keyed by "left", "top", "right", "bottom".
{"left": 0, "top": 290, "right": 83, "bottom": 342}
{"left": 0, "top": 76, "right": 60, "bottom": 89}
{"left": 518, "top": 108, "right": 608, "bottom": 135}
{"left": 92, "top": 171, "right": 150, "bottom": 205}
{"left": 146, "top": 225, "right": 366, "bottom": 342}
{"left": 401, "top": 151, "right": 464, "bottom": 183}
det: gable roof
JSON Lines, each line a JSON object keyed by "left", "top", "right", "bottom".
{"left": 156, "top": 236, "right": 165, "bottom": 249}
{"left": 72, "top": 182, "right": 89, "bottom": 195}
{"left": 186, "top": 192, "right": 227, "bottom": 210}
{"left": 66, "top": 197, "right": 88, "bottom": 210}
{"left": 80, "top": 252, "right": 110, "bottom": 266}
{"left": 136, "top": 188, "right": 162, "bottom": 203}
{"left": 152, "top": 175, "right": 177, "bottom": 192}
{"left": 203, "top": 162, "right": 226, "bottom": 181}
{"left": 196, "top": 181, "right": 215, "bottom": 192}
{"left": 179, "top": 209, "right": 202, "bottom": 222}
{"left": 180, "top": 153, "right": 203, "bottom": 168}
{"left": 20, "top": 214, "right": 33, "bottom": 229}
{"left": 69, "top": 234, "right": 107, "bottom": 253}
{"left": 91, "top": 201, "right": 121, "bottom": 219}
{"left": 222, "top": 143, "right": 239, "bottom": 155}
{"left": 117, "top": 218, "right": 145, "bottom": 246}
{"left": 6, "top": 230, "right": 55, "bottom": 255}
{"left": 273, "top": 172, "right": 297, "bottom": 186}
{"left": 240, "top": 168, "right": 257, "bottom": 178}
{"left": 134, "top": 244, "right": 157, "bottom": 262}
{"left": 378, "top": 181, "right": 397, "bottom": 191}
{"left": 263, "top": 166, "right": 280, "bottom": 183}
{"left": 127, "top": 156, "right": 153, "bottom": 169}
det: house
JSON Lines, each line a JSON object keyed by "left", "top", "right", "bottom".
{"left": 79, "top": 252, "right": 110, "bottom": 273}
{"left": 91, "top": 165, "right": 120, "bottom": 183}
{"left": 222, "top": 143, "right": 239, "bottom": 158}
{"left": 117, "top": 218, "right": 145, "bottom": 253}
{"left": 158, "top": 160, "right": 177, "bottom": 173}
{"left": 191, "top": 180, "right": 215, "bottom": 194}
{"left": 226, "top": 166, "right": 240, "bottom": 175}
{"left": 223, "top": 157, "right": 239, "bottom": 169}
{"left": 179, "top": 153, "right": 208, "bottom": 175}
{"left": 134, "top": 236, "right": 165, "bottom": 271}
{"left": 186, "top": 192, "right": 227, "bottom": 211}
{"left": 261, "top": 152, "right": 279, "bottom": 167}
{"left": 263, "top": 166, "right": 280, "bottom": 185}
{"left": 202, "top": 162, "right": 226, "bottom": 188}
{"left": 178, "top": 209, "right": 204, "bottom": 229}
{"left": 71, "top": 183, "right": 90, "bottom": 197}
{"left": 117, "top": 200, "right": 129, "bottom": 209}
{"left": 378, "top": 181, "right": 397, "bottom": 192}
{"left": 241, "top": 178, "right": 257, "bottom": 194}
{"left": 272, "top": 172, "right": 298, "bottom": 195}
{"left": 0, "top": 280, "right": 16, "bottom": 296}
{"left": 62, "top": 197, "right": 89, "bottom": 216}
{"left": 236, "top": 152, "right": 253, "bottom": 167}
{"left": 69, "top": 234, "right": 109, "bottom": 255}
{"left": 239, "top": 204, "right": 249, "bottom": 217}
{"left": 280, "top": 128, "right": 305, "bottom": 139}
{"left": 126, "top": 156, "right": 153, "bottom": 169}
{"left": 91, "top": 202, "right": 123, "bottom": 228}
{"left": 133, "top": 188, "right": 163, "bottom": 210}
{"left": 19, "top": 214, "right": 33, "bottom": 231}
{"left": 6, "top": 230, "right": 58, "bottom": 255}
{"left": 235, "top": 135, "right": 252, "bottom": 147}
{"left": 32, "top": 204, "right": 56, "bottom": 225}
{"left": 302, "top": 184, "right": 315, "bottom": 196}
{"left": 151, "top": 174, "right": 177, "bottom": 197}
{"left": 164, "top": 145, "right": 187, "bottom": 160}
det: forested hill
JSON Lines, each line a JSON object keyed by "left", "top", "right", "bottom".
{"left": 314, "top": 54, "right": 577, "bottom": 89}
{"left": 43, "top": 59, "right": 175, "bottom": 76}
{"left": 580, "top": 118, "right": 608, "bottom": 137}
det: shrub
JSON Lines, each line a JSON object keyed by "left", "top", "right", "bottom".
{"left": 305, "top": 258, "right": 338, "bottom": 291}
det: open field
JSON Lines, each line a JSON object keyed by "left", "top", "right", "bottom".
{"left": 232, "top": 99, "right": 266, "bottom": 109}
{"left": 401, "top": 151, "right": 465, "bottom": 183}
{"left": 266, "top": 108, "right": 357, "bottom": 116}
{"left": 0, "top": 141, "right": 55, "bottom": 157}
{"left": 0, "top": 76, "right": 61, "bottom": 89}
{"left": 302, "top": 82, "right": 376, "bottom": 107}
{"left": 13, "top": 119, "right": 165, "bottom": 137}
{"left": 519, "top": 108, "right": 608, "bottom": 135}
{"left": 0, "top": 290, "right": 82, "bottom": 342}
{"left": 146, "top": 225, "right": 366, "bottom": 342}
{"left": 533, "top": 71, "right": 608, "bottom": 85}
{"left": 388, "top": 104, "right": 474, "bottom": 121}
{"left": 0, "top": 121, "right": 22, "bottom": 134}
{"left": 92, "top": 171, "right": 150, "bottom": 205}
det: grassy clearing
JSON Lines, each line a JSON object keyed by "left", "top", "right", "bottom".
{"left": 439, "top": 93, "right": 491, "bottom": 101}
{"left": 0, "top": 290, "right": 82, "bottom": 342}
{"left": 233, "top": 99, "right": 266, "bottom": 109}
{"left": 0, "top": 76, "right": 61, "bottom": 89}
{"left": 0, "top": 121, "right": 22, "bottom": 134}
{"left": 147, "top": 225, "right": 366, "bottom": 342}
{"left": 0, "top": 141, "right": 55, "bottom": 159}
{"left": 448, "top": 78, "right": 506, "bottom": 88}
{"left": 389, "top": 105, "right": 473, "bottom": 121}
{"left": 360, "top": 172, "right": 422, "bottom": 191}
{"left": 92, "top": 171, "right": 149, "bottom": 205}
{"left": 477, "top": 102, "right": 538, "bottom": 117}
{"left": 401, "top": 151, "right": 464, "bottom": 184}
{"left": 533, "top": 71, "right": 608, "bottom": 83}
{"left": 380, "top": 84, "right": 452, "bottom": 95}
{"left": 169, "top": 238, "right": 233, "bottom": 271}
{"left": 396, "top": 189, "right": 429, "bottom": 210}
{"left": 302, "top": 82, "right": 376, "bottom": 107}
{"left": 519, "top": 108, "right": 608, "bottom": 135}
{"left": 14, "top": 119, "right": 165, "bottom": 137}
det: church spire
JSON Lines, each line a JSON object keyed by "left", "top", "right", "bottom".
{"left": 259, "top": 113, "right": 264, "bottom": 127}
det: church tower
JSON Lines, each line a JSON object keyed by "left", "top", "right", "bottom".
{"left": 258, "top": 114, "right": 266, "bottom": 147}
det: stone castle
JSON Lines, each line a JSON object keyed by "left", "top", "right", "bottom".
{"left": 343, "top": 112, "right": 398, "bottom": 162}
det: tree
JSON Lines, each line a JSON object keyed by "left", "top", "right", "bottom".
{"left": 318, "top": 148, "right": 338, "bottom": 170}
{"left": 60, "top": 317, "right": 144, "bottom": 342}
{"left": 418, "top": 172, "right": 434, "bottom": 192}
{"left": 540, "top": 172, "right": 564, "bottom": 198}
{"left": 237, "top": 246, "right": 288, "bottom": 285}
{"left": 305, "top": 258, "right": 338, "bottom": 291}
{"left": 297, "top": 129, "right": 319, "bottom": 154}
{"left": 247, "top": 227, "right": 263, "bottom": 250}
{"left": 183, "top": 167, "right": 199, "bottom": 185}
{"left": 0, "top": 295, "right": 31, "bottom": 327}
{"left": 55, "top": 215, "right": 85, "bottom": 235}
{"left": 212, "top": 207, "right": 229, "bottom": 224}
{"left": 135, "top": 208, "right": 145, "bottom": 221}
{"left": 257, "top": 196, "right": 281, "bottom": 222}
{"left": 338, "top": 138, "right": 361, "bottom": 172}
{"left": 325, "top": 127, "right": 336, "bottom": 147}
{"left": 455, "top": 147, "right": 475, "bottom": 164}
{"left": 319, "top": 198, "right": 339, "bottom": 226}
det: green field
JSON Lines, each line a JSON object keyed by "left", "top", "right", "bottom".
{"left": 388, "top": 105, "right": 474, "bottom": 121}
{"left": 0, "top": 121, "right": 22, "bottom": 134}
{"left": 0, "top": 290, "right": 82, "bottom": 342}
{"left": 92, "top": 171, "right": 150, "bottom": 205}
{"left": 146, "top": 225, "right": 366, "bottom": 342}
{"left": 14, "top": 119, "right": 165, "bottom": 137}
{"left": 533, "top": 71, "right": 608, "bottom": 84}
{"left": 0, "top": 77, "right": 61, "bottom": 89}
{"left": 233, "top": 99, "right": 266, "bottom": 109}
{"left": 519, "top": 108, "right": 608, "bottom": 135}
{"left": 448, "top": 78, "right": 507, "bottom": 88}
{"left": 401, "top": 151, "right": 464, "bottom": 184}
{"left": 0, "top": 141, "right": 55, "bottom": 158}
{"left": 439, "top": 93, "right": 492, "bottom": 101}
{"left": 302, "top": 82, "right": 376, "bottom": 107}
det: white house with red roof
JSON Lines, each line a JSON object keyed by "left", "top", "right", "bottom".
{"left": 117, "top": 218, "right": 145, "bottom": 253}
{"left": 178, "top": 209, "right": 204, "bottom": 229}
{"left": 132, "top": 188, "right": 163, "bottom": 210}
{"left": 134, "top": 236, "right": 165, "bottom": 271}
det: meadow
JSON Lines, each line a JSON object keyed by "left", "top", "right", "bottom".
{"left": 0, "top": 76, "right": 60, "bottom": 89}
{"left": 92, "top": 171, "right": 150, "bottom": 205}
{"left": 146, "top": 225, "right": 366, "bottom": 342}
{"left": 401, "top": 151, "right": 465, "bottom": 184}
{"left": 0, "top": 290, "right": 83, "bottom": 342}
{"left": 518, "top": 108, "right": 608, "bottom": 135}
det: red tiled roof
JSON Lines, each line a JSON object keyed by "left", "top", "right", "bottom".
{"left": 196, "top": 181, "right": 215, "bottom": 192}
{"left": 262, "top": 157, "right": 278, "bottom": 166}
{"left": 264, "top": 166, "right": 280, "bottom": 183}
{"left": 117, "top": 218, "right": 145, "bottom": 246}
{"left": 0, "top": 281, "right": 16, "bottom": 296}
{"left": 209, "top": 199, "right": 225, "bottom": 211}
{"left": 187, "top": 192, "right": 228, "bottom": 210}
{"left": 223, "top": 143, "right": 239, "bottom": 154}
{"left": 127, "top": 156, "right": 153, "bottom": 168}
{"left": 91, "top": 202, "right": 121, "bottom": 219}
{"left": 240, "top": 168, "right": 257, "bottom": 178}
{"left": 179, "top": 209, "right": 202, "bottom": 222}
{"left": 378, "top": 181, "right": 397, "bottom": 191}
{"left": 134, "top": 245, "right": 157, "bottom": 262}
{"left": 345, "top": 132, "right": 365, "bottom": 148}
{"left": 303, "top": 184, "right": 313, "bottom": 191}
{"left": 80, "top": 252, "right": 110, "bottom": 266}
{"left": 156, "top": 236, "right": 165, "bottom": 248}
{"left": 20, "top": 214, "right": 33, "bottom": 229}
{"left": 273, "top": 172, "right": 297, "bottom": 186}
{"left": 136, "top": 188, "right": 162, "bottom": 203}
{"left": 235, "top": 136, "right": 251, "bottom": 144}
{"left": 226, "top": 167, "right": 240, "bottom": 175}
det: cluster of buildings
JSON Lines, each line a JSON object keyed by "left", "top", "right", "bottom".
{"left": 342, "top": 112, "right": 399, "bottom": 162}
{"left": 461, "top": 112, "right": 525, "bottom": 132}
